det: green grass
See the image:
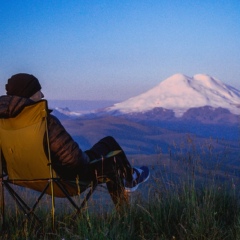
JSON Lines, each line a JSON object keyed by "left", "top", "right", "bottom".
{"left": 1, "top": 175, "right": 240, "bottom": 240}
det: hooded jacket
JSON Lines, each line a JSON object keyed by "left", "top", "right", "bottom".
{"left": 0, "top": 95, "right": 90, "bottom": 180}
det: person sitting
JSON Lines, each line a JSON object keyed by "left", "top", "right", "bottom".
{"left": 0, "top": 73, "right": 150, "bottom": 207}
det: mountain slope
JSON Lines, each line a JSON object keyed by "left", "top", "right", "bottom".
{"left": 107, "top": 73, "right": 240, "bottom": 117}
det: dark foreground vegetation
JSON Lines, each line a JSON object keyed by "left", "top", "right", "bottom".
{"left": 1, "top": 172, "right": 240, "bottom": 240}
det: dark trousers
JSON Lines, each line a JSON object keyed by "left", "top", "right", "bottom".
{"left": 85, "top": 136, "right": 133, "bottom": 206}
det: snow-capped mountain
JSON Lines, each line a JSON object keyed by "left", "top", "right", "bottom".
{"left": 107, "top": 73, "right": 240, "bottom": 117}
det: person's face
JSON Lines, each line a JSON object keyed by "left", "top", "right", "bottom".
{"left": 30, "top": 91, "right": 44, "bottom": 102}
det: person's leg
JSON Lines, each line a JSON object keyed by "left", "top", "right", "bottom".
{"left": 85, "top": 136, "right": 150, "bottom": 205}
{"left": 85, "top": 136, "right": 132, "bottom": 207}
{"left": 105, "top": 174, "right": 129, "bottom": 209}
{"left": 85, "top": 136, "right": 133, "bottom": 181}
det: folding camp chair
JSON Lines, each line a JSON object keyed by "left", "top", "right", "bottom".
{"left": 0, "top": 100, "right": 123, "bottom": 231}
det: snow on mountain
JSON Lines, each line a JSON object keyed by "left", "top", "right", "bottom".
{"left": 54, "top": 107, "right": 83, "bottom": 117}
{"left": 52, "top": 107, "right": 94, "bottom": 119}
{"left": 49, "top": 100, "right": 118, "bottom": 119}
{"left": 107, "top": 73, "right": 240, "bottom": 117}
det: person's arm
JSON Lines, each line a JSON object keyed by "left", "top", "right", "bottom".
{"left": 47, "top": 114, "right": 90, "bottom": 179}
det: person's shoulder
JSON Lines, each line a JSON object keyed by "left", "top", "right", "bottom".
{"left": 48, "top": 113, "right": 62, "bottom": 125}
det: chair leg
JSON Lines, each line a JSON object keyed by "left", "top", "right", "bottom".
{"left": 55, "top": 181, "right": 81, "bottom": 213}
{"left": 5, "top": 183, "right": 42, "bottom": 224}
{"left": 79, "top": 180, "right": 98, "bottom": 210}
{"left": 56, "top": 181, "right": 98, "bottom": 219}
{"left": 1, "top": 180, "right": 6, "bottom": 231}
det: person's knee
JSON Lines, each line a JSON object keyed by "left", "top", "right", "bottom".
{"left": 103, "top": 136, "right": 115, "bottom": 141}
{"left": 97, "top": 136, "right": 122, "bottom": 153}
{"left": 100, "top": 136, "right": 117, "bottom": 145}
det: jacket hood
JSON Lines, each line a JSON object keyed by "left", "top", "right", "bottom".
{"left": 0, "top": 95, "right": 35, "bottom": 118}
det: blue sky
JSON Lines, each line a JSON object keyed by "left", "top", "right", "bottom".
{"left": 0, "top": 0, "right": 239, "bottom": 100}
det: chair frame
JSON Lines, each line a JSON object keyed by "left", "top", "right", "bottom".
{"left": 0, "top": 176, "right": 99, "bottom": 229}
